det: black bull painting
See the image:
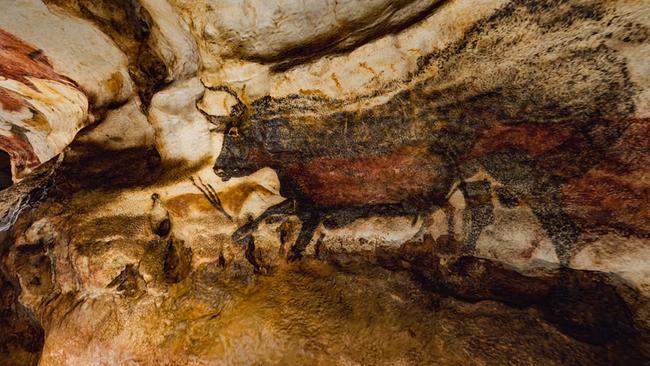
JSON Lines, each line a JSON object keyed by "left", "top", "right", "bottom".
{"left": 195, "top": 0, "right": 642, "bottom": 264}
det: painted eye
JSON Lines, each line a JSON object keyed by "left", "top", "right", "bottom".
{"left": 227, "top": 127, "right": 239, "bottom": 138}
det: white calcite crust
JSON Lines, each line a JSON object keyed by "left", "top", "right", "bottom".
{"left": 148, "top": 77, "right": 218, "bottom": 166}
{"left": 172, "top": 0, "right": 443, "bottom": 63}
{"left": 140, "top": 0, "right": 200, "bottom": 81}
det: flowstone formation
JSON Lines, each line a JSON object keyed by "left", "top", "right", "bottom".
{"left": 1, "top": 0, "right": 649, "bottom": 365}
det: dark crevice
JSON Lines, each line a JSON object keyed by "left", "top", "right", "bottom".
{"left": 0, "top": 150, "right": 12, "bottom": 191}
{"left": 163, "top": 238, "right": 192, "bottom": 284}
{"left": 0, "top": 270, "right": 44, "bottom": 366}
{"left": 50, "top": 143, "right": 162, "bottom": 195}
{"left": 0, "top": 174, "right": 55, "bottom": 366}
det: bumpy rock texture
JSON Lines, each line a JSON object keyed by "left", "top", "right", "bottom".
{"left": 1, "top": 0, "right": 649, "bottom": 365}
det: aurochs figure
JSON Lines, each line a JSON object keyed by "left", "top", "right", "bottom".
{"left": 206, "top": 0, "right": 639, "bottom": 264}
{"left": 212, "top": 89, "right": 479, "bottom": 260}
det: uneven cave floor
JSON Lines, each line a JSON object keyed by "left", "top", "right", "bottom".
{"left": 2, "top": 255, "right": 646, "bottom": 365}
{"left": 1, "top": 146, "right": 648, "bottom": 365}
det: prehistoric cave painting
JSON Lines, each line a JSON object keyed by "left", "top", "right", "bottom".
{"left": 207, "top": 0, "right": 642, "bottom": 264}
{"left": 0, "top": 131, "right": 41, "bottom": 182}
{"left": 0, "top": 28, "right": 76, "bottom": 90}
{"left": 43, "top": 0, "right": 170, "bottom": 106}
{"left": 0, "top": 27, "right": 88, "bottom": 180}
{"left": 562, "top": 118, "right": 650, "bottom": 237}
{"left": 210, "top": 96, "right": 495, "bottom": 261}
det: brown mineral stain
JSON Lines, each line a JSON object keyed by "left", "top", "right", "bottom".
{"left": 105, "top": 72, "right": 124, "bottom": 99}
{"left": 359, "top": 61, "right": 377, "bottom": 76}
{"left": 298, "top": 89, "right": 327, "bottom": 97}
{"left": 23, "top": 113, "right": 52, "bottom": 133}
{"left": 330, "top": 73, "right": 343, "bottom": 95}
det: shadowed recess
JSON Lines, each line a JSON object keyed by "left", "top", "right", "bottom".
{"left": 0, "top": 150, "right": 12, "bottom": 190}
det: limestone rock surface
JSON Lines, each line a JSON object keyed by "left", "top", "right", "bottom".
{"left": 0, "top": 0, "right": 649, "bottom": 365}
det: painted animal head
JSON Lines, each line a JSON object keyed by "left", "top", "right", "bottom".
{"left": 214, "top": 100, "right": 293, "bottom": 182}
{"left": 215, "top": 110, "right": 257, "bottom": 181}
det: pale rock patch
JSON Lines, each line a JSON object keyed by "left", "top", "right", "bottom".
{"left": 148, "top": 77, "right": 217, "bottom": 166}
{"left": 318, "top": 216, "right": 422, "bottom": 254}
{"left": 172, "top": 0, "right": 443, "bottom": 67}
{"left": 77, "top": 97, "right": 154, "bottom": 150}
{"left": 572, "top": 233, "right": 650, "bottom": 295}
{"left": 197, "top": 0, "right": 508, "bottom": 102}
{"left": 140, "top": 0, "right": 200, "bottom": 81}
{"left": 198, "top": 89, "right": 239, "bottom": 117}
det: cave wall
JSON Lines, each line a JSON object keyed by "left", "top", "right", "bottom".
{"left": 0, "top": 0, "right": 649, "bottom": 364}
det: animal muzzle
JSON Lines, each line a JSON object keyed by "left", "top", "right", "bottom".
{"left": 215, "top": 168, "right": 232, "bottom": 182}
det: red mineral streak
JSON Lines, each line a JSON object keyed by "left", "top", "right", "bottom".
{"left": 0, "top": 28, "right": 76, "bottom": 91}
{"left": 0, "top": 87, "right": 29, "bottom": 112}
{"left": 0, "top": 134, "right": 41, "bottom": 177}
{"left": 562, "top": 118, "right": 650, "bottom": 233}
{"left": 468, "top": 121, "right": 573, "bottom": 158}
{"left": 286, "top": 145, "right": 447, "bottom": 207}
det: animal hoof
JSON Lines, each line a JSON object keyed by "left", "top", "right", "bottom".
{"left": 231, "top": 226, "right": 254, "bottom": 243}
{"left": 232, "top": 233, "right": 253, "bottom": 248}
{"left": 286, "top": 248, "right": 303, "bottom": 262}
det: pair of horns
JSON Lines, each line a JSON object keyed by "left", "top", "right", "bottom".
{"left": 202, "top": 83, "right": 248, "bottom": 135}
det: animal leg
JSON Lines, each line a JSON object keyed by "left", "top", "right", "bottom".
{"left": 231, "top": 199, "right": 294, "bottom": 243}
{"left": 411, "top": 213, "right": 420, "bottom": 226}
{"left": 460, "top": 180, "right": 494, "bottom": 254}
{"left": 443, "top": 201, "right": 456, "bottom": 243}
{"left": 410, "top": 213, "right": 432, "bottom": 242}
{"left": 313, "top": 233, "right": 326, "bottom": 259}
{"left": 241, "top": 235, "right": 262, "bottom": 273}
{"left": 287, "top": 214, "right": 321, "bottom": 261}
{"left": 530, "top": 199, "right": 579, "bottom": 267}
{"left": 479, "top": 151, "right": 581, "bottom": 266}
